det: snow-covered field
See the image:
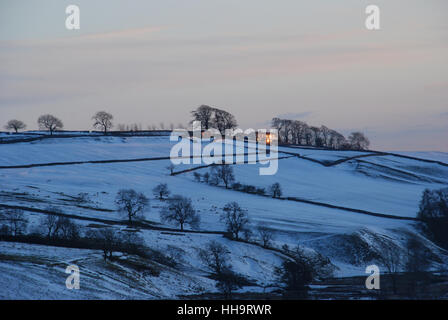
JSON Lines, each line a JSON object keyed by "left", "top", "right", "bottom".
{"left": 1, "top": 135, "right": 447, "bottom": 299}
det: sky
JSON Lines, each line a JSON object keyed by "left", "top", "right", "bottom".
{"left": 0, "top": 0, "right": 447, "bottom": 151}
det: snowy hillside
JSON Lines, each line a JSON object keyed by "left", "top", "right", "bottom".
{"left": 1, "top": 134, "right": 447, "bottom": 299}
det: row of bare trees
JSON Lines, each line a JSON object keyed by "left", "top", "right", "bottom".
{"left": 0, "top": 205, "right": 161, "bottom": 263}
{"left": 0, "top": 207, "right": 83, "bottom": 242}
{"left": 117, "top": 123, "right": 186, "bottom": 131}
{"left": 146, "top": 123, "right": 187, "bottom": 131}
{"left": 115, "top": 181, "right": 276, "bottom": 247}
{"left": 4, "top": 111, "right": 114, "bottom": 135}
{"left": 271, "top": 117, "right": 370, "bottom": 150}
{"left": 6, "top": 108, "right": 369, "bottom": 151}
{"left": 194, "top": 165, "right": 283, "bottom": 199}
{"left": 114, "top": 185, "right": 201, "bottom": 232}
{"left": 0, "top": 208, "right": 28, "bottom": 236}
{"left": 5, "top": 115, "right": 192, "bottom": 135}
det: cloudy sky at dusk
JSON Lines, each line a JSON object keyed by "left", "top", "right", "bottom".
{"left": 1, "top": 0, "right": 447, "bottom": 151}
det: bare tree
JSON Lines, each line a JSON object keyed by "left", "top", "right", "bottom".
{"left": 272, "top": 119, "right": 295, "bottom": 144}
{"left": 242, "top": 228, "right": 253, "bottom": 241}
{"left": 38, "top": 210, "right": 79, "bottom": 240}
{"left": 291, "top": 121, "right": 308, "bottom": 145}
{"left": 86, "top": 228, "right": 145, "bottom": 261}
{"left": 40, "top": 210, "right": 60, "bottom": 238}
{"left": 191, "top": 105, "right": 214, "bottom": 130}
{"left": 193, "top": 172, "right": 202, "bottom": 182}
{"left": 376, "top": 241, "right": 402, "bottom": 294}
{"left": 221, "top": 202, "right": 249, "bottom": 240}
{"left": 5, "top": 119, "right": 26, "bottom": 133}
{"left": 320, "top": 125, "right": 331, "bottom": 147}
{"left": 275, "top": 258, "right": 313, "bottom": 298}
{"left": 166, "top": 164, "right": 175, "bottom": 175}
{"left": 271, "top": 118, "right": 285, "bottom": 143}
{"left": 203, "top": 172, "right": 210, "bottom": 184}
{"left": 212, "top": 108, "right": 238, "bottom": 135}
{"left": 56, "top": 217, "right": 80, "bottom": 240}
{"left": 198, "top": 240, "right": 244, "bottom": 299}
{"left": 0, "top": 224, "right": 9, "bottom": 236}
{"left": 283, "top": 120, "right": 294, "bottom": 144}
{"left": 152, "top": 183, "right": 170, "bottom": 200}
{"left": 215, "top": 268, "right": 244, "bottom": 299}
{"left": 328, "top": 130, "right": 347, "bottom": 149}
{"left": 86, "top": 228, "right": 118, "bottom": 261}
{"left": 37, "top": 114, "right": 63, "bottom": 135}
{"left": 115, "top": 189, "right": 149, "bottom": 224}
{"left": 272, "top": 118, "right": 294, "bottom": 144}
{"left": 309, "top": 126, "right": 322, "bottom": 147}
{"left": 1, "top": 209, "right": 28, "bottom": 236}
{"left": 75, "top": 192, "right": 91, "bottom": 205}
{"left": 160, "top": 195, "right": 200, "bottom": 231}
{"left": 257, "top": 225, "right": 275, "bottom": 248}
{"left": 92, "top": 111, "right": 113, "bottom": 134}
{"left": 404, "top": 234, "right": 432, "bottom": 296}
{"left": 269, "top": 182, "right": 282, "bottom": 198}
{"left": 210, "top": 165, "right": 235, "bottom": 189}
{"left": 348, "top": 132, "right": 370, "bottom": 150}
{"left": 198, "top": 240, "right": 230, "bottom": 275}
{"left": 304, "top": 127, "right": 313, "bottom": 146}
{"left": 119, "top": 231, "right": 145, "bottom": 253}
{"left": 405, "top": 235, "right": 432, "bottom": 275}
{"left": 418, "top": 188, "right": 448, "bottom": 220}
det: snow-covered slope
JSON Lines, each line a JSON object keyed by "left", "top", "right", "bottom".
{"left": 1, "top": 135, "right": 447, "bottom": 299}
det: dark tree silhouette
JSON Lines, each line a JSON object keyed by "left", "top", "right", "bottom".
{"left": 160, "top": 195, "right": 199, "bottom": 231}
{"left": 257, "top": 225, "right": 275, "bottom": 248}
{"left": 1, "top": 209, "right": 28, "bottom": 236}
{"left": 275, "top": 259, "right": 313, "bottom": 298}
{"left": 212, "top": 109, "right": 238, "bottom": 135}
{"left": 210, "top": 165, "right": 235, "bottom": 189}
{"left": 191, "top": 105, "right": 214, "bottom": 130}
{"left": 39, "top": 209, "right": 61, "bottom": 238}
{"left": 5, "top": 119, "right": 26, "bottom": 133}
{"left": 166, "top": 164, "right": 175, "bottom": 175}
{"left": 37, "top": 114, "right": 63, "bottom": 135}
{"left": 152, "top": 183, "right": 170, "bottom": 200}
{"left": 193, "top": 172, "right": 201, "bottom": 182}
{"left": 115, "top": 189, "right": 149, "bottom": 224}
{"left": 86, "top": 228, "right": 118, "bottom": 261}
{"left": 348, "top": 132, "right": 370, "bottom": 150}
{"left": 417, "top": 188, "right": 448, "bottom": 249}
{"left": 221, "top": 202, "right": 249, "bottom": 240}
{"left": 404, "top": 234, "right": 433, "bottom": 296}
{"left": 198, "top": 240, "right": 230, "bottom": 275}
{"left": 376, "top": 241, "right": 402, "bottom": 294}
{"left": 92, "top": 111, "right": 113, "bottom": 134}
{"left": 215, "top": 268, "right": 244, "bottom": 299}
{"left": 56, "top": 217, "right": 80, "bottom": 240}
{"left": 271, "top": 117, "right": 348, "bottom": 148}
{"left": 269, "top": 182, "right": 282, "bottom": 198}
